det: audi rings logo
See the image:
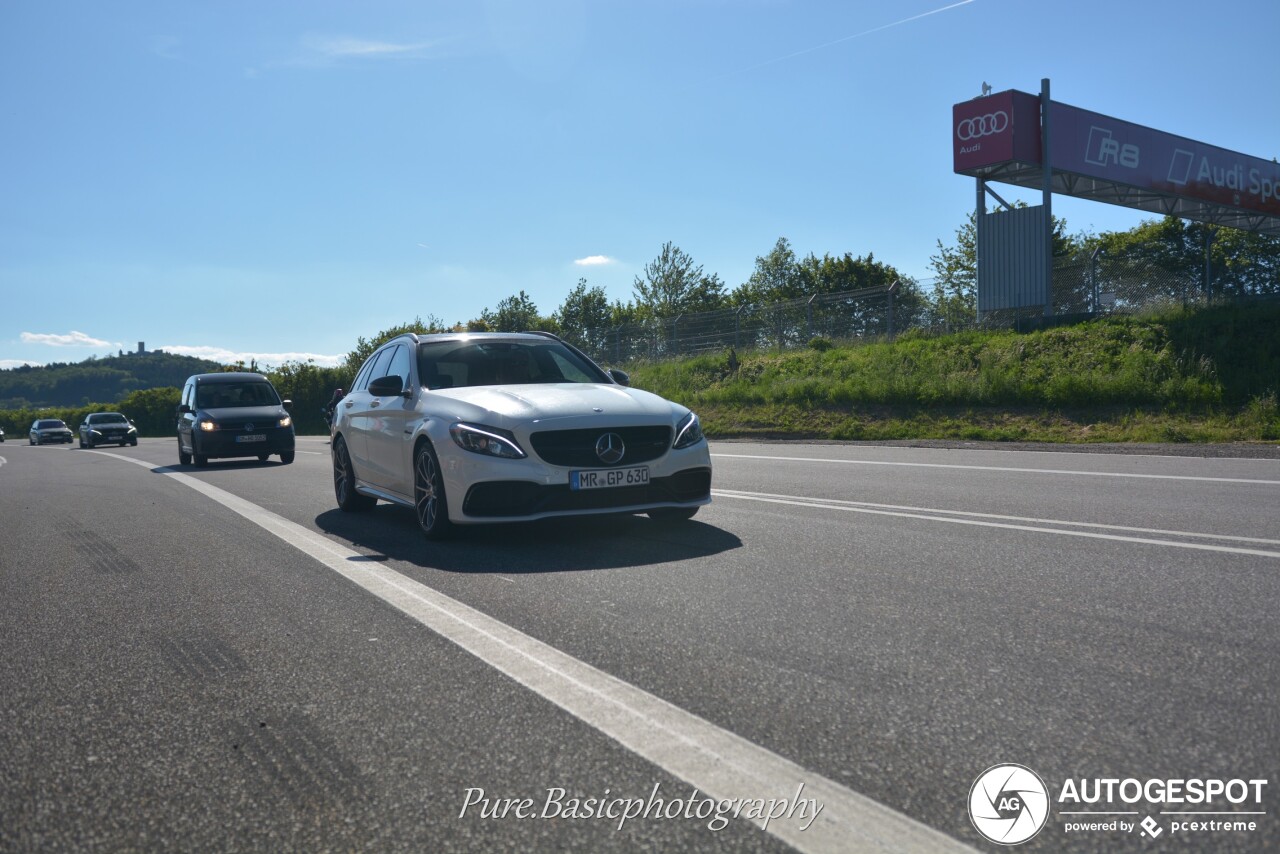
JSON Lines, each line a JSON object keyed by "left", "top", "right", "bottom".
{"left": 957, "top": 111, "right": 1009, "bottom": 140}
{"left": 594, "top": 433, "right": 625, "bottom": 465}
{"left": 969, "top": 764, "right": 1049, "bottom": 845}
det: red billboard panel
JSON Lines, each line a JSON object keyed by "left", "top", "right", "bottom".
{"left": 952, "top": 90, "right": 1040, "bottom": 173}
{"left": 953, "top": 90, "right": 1280, "bottom": 220}
{"left": 1048, "top": 102, "right": 1280, "bottom": 218}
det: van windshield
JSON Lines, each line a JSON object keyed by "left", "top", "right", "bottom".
{"left": 196, "top": 382, "right": 280, "bottom": 409}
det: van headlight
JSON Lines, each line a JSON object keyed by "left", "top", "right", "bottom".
{"left": 673, "top": 411, "right": 704, "bottom": 449}
{"left": 449, "top": 423, "right": 526, "bottom": 459}
{"left": 278, "top": 416, "right": 292, "bottom": 428}
{"left": 198, "top": 419, "right": 219, "bottom": 432}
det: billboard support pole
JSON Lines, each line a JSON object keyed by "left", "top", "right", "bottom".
{"left": 976, "top": 176, "right": 986, "bottom": 323}
{"left": 1041, "top": 77, "right": 1053, "bottom": 317}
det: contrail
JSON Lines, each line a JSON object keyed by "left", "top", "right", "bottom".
{"left": 704, "top": 0, "right": 976, "bottom": 83}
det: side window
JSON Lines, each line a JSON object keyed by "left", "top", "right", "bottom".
{"left": 183, "top": 383, "right": 193, "bottom": 408}
{"left": 383, "top": 345, "right": 411, "bottom": 389}
{"left": 354, "top": 348, "right": 389, "bottom": 392}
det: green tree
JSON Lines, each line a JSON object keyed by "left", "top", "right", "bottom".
{"left": 632, "top": 242, "right": 725, "bottom": 318}
{"left": 733, "top": 237, "right": 802, "bottom": 304}
{"left": 1085, "top": 216, "right": 1280, "bottom": 302}
{"left": 342, "top": 315, "right": 447, "bottom": 375}
{"left": 478, "top": 290, "right": 550, "bottom": 333}
{"left": 554, "top": 279, "right": 614, "bottom": 349}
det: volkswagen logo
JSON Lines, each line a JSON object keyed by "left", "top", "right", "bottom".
{"left": 957, "top": 111, "right": 1009, "bottom": 141}
{"left": 594, "top": 433, "right": 625, "bottom": 465}
{"left": 244, "top": 423, "right": 254, "bottom": 431}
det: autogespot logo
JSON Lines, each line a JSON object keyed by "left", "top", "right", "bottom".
{"left": 969, "top": 764, "right": 1050, "bottom": 845}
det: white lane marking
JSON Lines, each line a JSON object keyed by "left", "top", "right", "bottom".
{"left": 91, "top": 450, "right": 975, "bottom": 854}
{"left": 715, "top": 489, "right": 1280, "bottom": 547}
{"left": 713, "top": 489, "right": 1280, "bottom": 559}
{"left": 712, "top": 453, "right": 1280, "bottom": 485}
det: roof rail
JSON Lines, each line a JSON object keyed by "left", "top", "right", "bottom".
{"left": 523, "top": 330, "right": 564, "bottom": 342}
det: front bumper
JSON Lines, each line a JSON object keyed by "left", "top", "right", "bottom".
{"left": 462, "top": 467, "right": 712, "bottom": 518}
{"left": 35, "top": 432, "right": 73, "bottom": 444}
{"left": 439, "top": 438, "right": 712, "bottom": 524}
{"left": 194, "top": 428, "right": 294, "bottom": 458}
{"left": 87, "top": 431, "right": 135, "bottom": 444}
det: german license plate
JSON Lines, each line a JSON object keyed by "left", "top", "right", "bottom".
{"left": 235, "top": 434, "right": 266, "bottom": 443}
{"left": 570, "top": 466, "right": 649, "bottom": 490}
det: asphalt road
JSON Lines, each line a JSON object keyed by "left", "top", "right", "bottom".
{"left": 1, "top": 436, "right": 1276, "bottom": 853}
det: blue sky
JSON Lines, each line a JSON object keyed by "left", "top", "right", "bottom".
{"left": 3, "top": 0, "right": 1278, "bottom": 369}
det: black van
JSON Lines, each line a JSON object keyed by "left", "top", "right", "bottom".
{"left": 176, "top": 372, "right": 295, "bottom": 466}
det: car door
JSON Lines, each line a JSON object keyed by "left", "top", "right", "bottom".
{"left": 365, "top": 343, "right": 416, "bottom": 496}
{"left": 342, "top": 346, "right": 392, "bottom": 481}
{"left": 177, "top": 382, "right": 195, "bottom": 452}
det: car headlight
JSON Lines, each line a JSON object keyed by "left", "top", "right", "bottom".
{"left": 127, "top": 426, "right": 137, "bottom": 433}
{"left": 278, "top": 416, "right": 292, "bottom": 428}
{"left": 90, "top": 429, "right": 101, "bottom": 436}
{"left": 198, "top": 419, "right": 218, "bottom": 432}
{"left": 449, "top": 422, "right": 526, "bottom": 459}
{"left": 673, "top": 411, "right": 704, "bottom": 449}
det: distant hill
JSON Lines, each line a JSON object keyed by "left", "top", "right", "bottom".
{"left": 0, "top": 352, "right": 224, "bottom": 408}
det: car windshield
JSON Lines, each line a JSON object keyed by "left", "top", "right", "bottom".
{"left": 196, "top": 381, "right": 280, "bottom": 409}
{"left": 89, "top": 413, "right": 128, "bottom": 424}
{"left": 38, "top": 420, "right": 66, "bottom": 428}
{"left": 416, "top": 340, "right": 608, "bottom": 389}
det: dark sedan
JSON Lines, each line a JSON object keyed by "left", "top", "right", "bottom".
{"left": 79, "top": 412, "right": 139, "bottom": 448}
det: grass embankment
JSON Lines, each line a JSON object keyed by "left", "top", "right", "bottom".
{"left": 628, "top": 302, "right": 1280, "bottom": 444}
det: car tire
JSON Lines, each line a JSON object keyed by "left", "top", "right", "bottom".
{"left": 178, "top": 438, "right": 192, "bottom": 466}
{"left": 413, "top": 441, "right": 453, "bottom": 540}
{"left": 279, "top": 450, "right": 295, "bottom": 465}
{"left": 333, "top": 437, "right": 375, "bottom": 512}
{"left": 647, "top": 507, "right": 699, "bottom": 522}
{"left": 87, "top": 436, "right": 96, "bottom": 449}
{"left": 192, "top": 437, "right": 207, "bottom": 467}
{"left": 130, "top": 439, "right": 138, "bottom": 446}
{"left": 78, "top": 436, "right": 85, "bottom": 448}
{"left": 258, "top": 454, "right": 269, "bottom": 462}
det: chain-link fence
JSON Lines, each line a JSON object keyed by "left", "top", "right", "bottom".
{"left": 576, "top": 252, "right": 1277, "bottom": 365}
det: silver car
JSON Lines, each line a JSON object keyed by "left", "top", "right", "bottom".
{"left": 332, "top": 332, "right": 712, "bottom": 539}
{"left": 30, "top": 419, "right": 74, "bottom": 445}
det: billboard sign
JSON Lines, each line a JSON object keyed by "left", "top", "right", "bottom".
{"left": 1048, "top": 102, "right": 1280, "bottom": 218}
{"left": 952, "top": 90, "right": 1040, "bottom": 173}
{"left": 953, "top": 89, "right": 1280, "bottom": 220}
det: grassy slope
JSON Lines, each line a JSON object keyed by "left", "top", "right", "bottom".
{"left": 628, "top": 302, "right": 1280, "bottom": 443}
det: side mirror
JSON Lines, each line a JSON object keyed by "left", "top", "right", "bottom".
{"left": 281, "top": 399, "right": 293, "bottom": 411}
{"left": 608, "top": 369, "right": 630, "bottom": 387}
{"left": 368, "top": 374, "right": 408, "bottom": 397}
{"left": 177, "top": 404, "right": 191, "bottom": 414}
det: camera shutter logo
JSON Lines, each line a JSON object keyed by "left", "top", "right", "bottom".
{"left": 969, "top": 764, "right": 1050, "bottom": 845}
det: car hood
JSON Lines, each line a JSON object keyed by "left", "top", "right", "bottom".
{"left": 200, "top": 405, "right": 288, "bottom": 422}
{"left": 426, "top": 383, "right": 686, "bottom": 428}
{"left": 37, "top": 426, "right": 72, "bottom": 433}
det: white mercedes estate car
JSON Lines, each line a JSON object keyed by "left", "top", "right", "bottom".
{"left": 331, "top": 332, "right": 712, "bottom": 539}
